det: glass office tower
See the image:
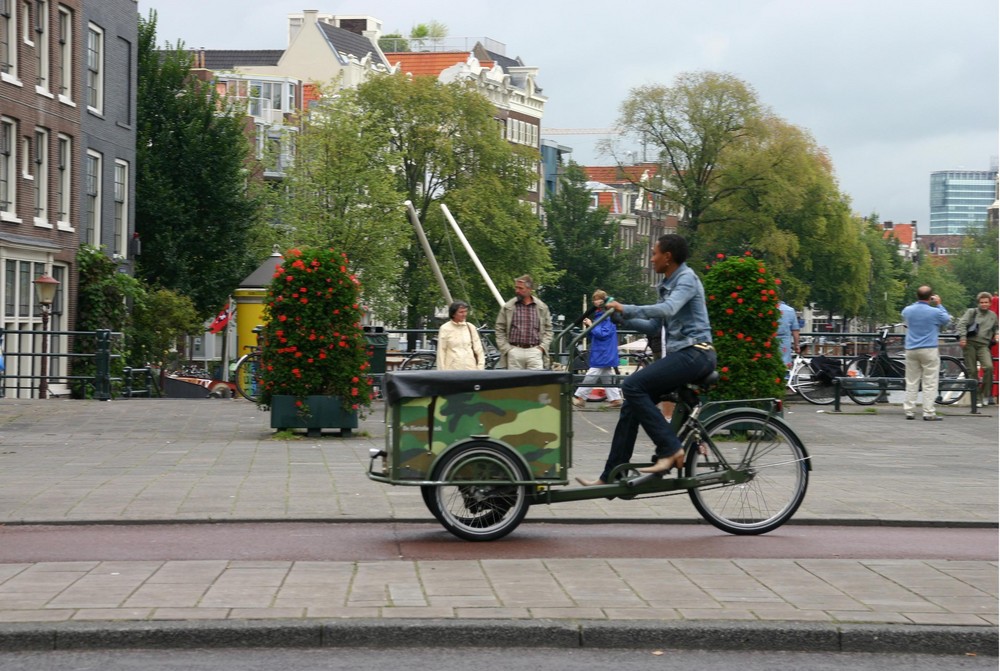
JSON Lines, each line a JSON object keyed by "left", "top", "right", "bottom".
{"left": 929, "top": 170, "right": 998, "bottom": 234}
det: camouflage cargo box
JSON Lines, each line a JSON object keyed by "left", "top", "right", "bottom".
{"left": 383, "top": 370, "right": 574, "bottom": 483}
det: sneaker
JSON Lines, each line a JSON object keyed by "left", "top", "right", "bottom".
{"left": 572, "top": 396, "right": 585, "bottom": 408}
{"left": 607, "top": 399, "right": 623, "bottom": 408}
{"left": 905, "top": 413, "right": 915, "bottom": 420}
{"left": 923, "top": 415, "right": 943, "bottom": 422}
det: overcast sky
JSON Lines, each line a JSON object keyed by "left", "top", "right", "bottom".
{"left": 137, "top": 0, "right": 998, "bottom": 232}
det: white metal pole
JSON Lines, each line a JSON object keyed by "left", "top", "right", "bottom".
{"left": 404, "top": 200, "right": 453, "bottom": 306}
{"left": 440, "top": 204, "right": 505, "bottom": 308}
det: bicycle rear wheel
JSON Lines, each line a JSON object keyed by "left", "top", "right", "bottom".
{"left": 687, "top": 411, "right": 809, "bottom": 535}
{"left": 234, "top": 353, "right": 262, "bottom": 402}
{"left": 790, "top": 363, "right": 836, "bottom": 404}
{"left": 937, "top": 356, "right": 968, "bottom": 406}
{"left": 401, "top": 352, "right": 436, "bottom": 370}
{"left": 843, "top": 357, "right": 881, "bottom": 405}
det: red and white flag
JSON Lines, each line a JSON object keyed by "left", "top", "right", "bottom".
{"left": 208, "top": 303, "right": 233, "bottom": 334}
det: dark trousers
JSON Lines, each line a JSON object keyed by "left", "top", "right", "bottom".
{"left": 599, "top": 346, "right": 717, "bottom": 482}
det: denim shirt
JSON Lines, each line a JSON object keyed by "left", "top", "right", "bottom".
{"left": 621, "top": 263, "right": 713, "bottom": 354}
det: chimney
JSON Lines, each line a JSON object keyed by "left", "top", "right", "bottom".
{"left": 883, "top": 220, "right": 893, "bottom": 229}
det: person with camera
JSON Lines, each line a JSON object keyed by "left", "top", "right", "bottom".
{"left": 901, "top": 286, "right": 951, "bottom": 421}
{"left": 956, "top": 292, "right": 998, "bottom": 407}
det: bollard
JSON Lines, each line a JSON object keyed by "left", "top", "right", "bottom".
{"left": 94, "top": 329, "right": 112, "bottom": 400}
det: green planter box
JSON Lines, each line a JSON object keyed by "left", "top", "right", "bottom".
{"left": 270, "top": 395, "right": 359, "bottom": 437}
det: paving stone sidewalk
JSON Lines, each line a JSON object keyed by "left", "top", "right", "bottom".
{"left": 0, "top": 397, "right": 995, "bottom": 652}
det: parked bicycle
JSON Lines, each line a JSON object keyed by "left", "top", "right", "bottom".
{"left": 233, "top": 326, "right": 263, "bottom": 402}
{"left": 844, "top": 323, "right": 967, "bottom": 405}
{"left": 399, "top": 326, "right": 501, "bottom": 371}
{"left": 785, "top": 346, "right": 845, "bottom": 405}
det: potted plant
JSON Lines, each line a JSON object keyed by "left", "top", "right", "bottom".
{"left": 259, "top": 247, "right": 373, "bottom": 435}
{"left": 702, "top": 252, "right": 787, "bottom": 417}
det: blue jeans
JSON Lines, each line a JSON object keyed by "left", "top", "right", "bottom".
{"left": 599, "top": 346, "right": 717, "bottom": 482}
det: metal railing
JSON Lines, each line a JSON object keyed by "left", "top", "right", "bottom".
{"left": 0, "top": 327, "right": 149, "bottom": 400}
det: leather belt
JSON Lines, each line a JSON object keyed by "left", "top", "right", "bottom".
{"left": 512, "top": 344, "right": 538, "bottom": 348}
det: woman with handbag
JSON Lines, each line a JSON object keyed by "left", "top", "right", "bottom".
{"left": 956, "top": 292, "right": 999, "bottom": 406}
{"left": 437, "top": 301, "right": 485, "bottom": 371}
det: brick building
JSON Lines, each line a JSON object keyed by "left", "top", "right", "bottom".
{"left": 0, "top": 0, "right": 136, "bottom": 396}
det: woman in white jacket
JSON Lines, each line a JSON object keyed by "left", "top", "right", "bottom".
{"left": 436, "top": 301, "right": 485, "bottom": 371}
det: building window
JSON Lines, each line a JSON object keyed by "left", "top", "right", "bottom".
{"left": 84, "top": 150, "right": 100, "bottom": 244}
{"left": 33, "top": 127, "right": 47, "bottom": 222}
{"left": 118, "top": 36, "right": 131, "bottom": 124}
{"left": 56, "top": 5, "right": 70, "bottom": 98}
{"left": 0, "top": 0, "right": 17, "bottom": 78}
{"left": 55, "top": 133, "right": 69, "bottom": 224}
{"left": 33, "top": 0, "right": 47, "bottom": 91}
{"left": 0, "top": 118, "right": 15, "bottom": 216}
{"left": 113, "top": 160, "right": 127, "bottom": 255}
{"left": 85, "top": 23, "right": 103, "bottom": 113}
{"left": 19, "top": 0, "right": 29, "bottom": 45}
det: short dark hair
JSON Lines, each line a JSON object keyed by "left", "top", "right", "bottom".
{"left": 656, "top": 234, "right": 689, "bottom": 265}
{"left": 448, "top": 300, "right": 470, "bottom": 319}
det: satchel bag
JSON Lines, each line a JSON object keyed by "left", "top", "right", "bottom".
{"left": 467, "top": 324, "right": 480, "bottom": 366}
{"left": 965, "top": 309, "right": 979, "bottom": 337}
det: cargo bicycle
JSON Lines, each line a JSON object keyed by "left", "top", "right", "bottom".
{"left": 367, "top": 368, "right": 811, "bottom": 542}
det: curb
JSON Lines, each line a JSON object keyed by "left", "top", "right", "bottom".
{"left": 1, "top": 517, "right": 997, "bottom": 529}
{"left": 0, "top": 619, "right": 995, "bottom": 656}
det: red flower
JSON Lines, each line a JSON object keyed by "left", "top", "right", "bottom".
{"left": 716, "top": 253, "right": 725, "bottom": 259}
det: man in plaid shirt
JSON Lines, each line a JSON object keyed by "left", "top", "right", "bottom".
{"left": 495, "top": 275, "right": 553, "bottom": 370}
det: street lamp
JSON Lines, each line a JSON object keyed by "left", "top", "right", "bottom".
{"left": 33, "top": 273, "right": 59, "bottom": 399}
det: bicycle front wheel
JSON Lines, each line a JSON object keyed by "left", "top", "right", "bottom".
{"left": 790, "top": 364, "right": 836, "bottom": 405}
{"left": 401, "top": 353, "right": 436, "bottom": 370}
{"left": 687, "top": 411, "right": 809, "bottom": 535}
{"left": 234, "top": 353, "right": 262, "bottom": 402}
{"left": 937, "top": 356, "right": 968, "bottom": 406}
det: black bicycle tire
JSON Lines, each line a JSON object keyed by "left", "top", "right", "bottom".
{"left": 426, "top": 441, "right": 530, "bottom": 542}
{"left": 790, "top": 360, "right": 836, "bottom": 405}
{"left": 234, "top": 352, "right": 262, "bottom": 402}
{"left": 687, "top": 411, "right": 809, "bottom": 535}
{"left": 937, "top": 355, "right": 968, "bottom": 406}
{"left": 843, "top": 357, "right": 881, "bottom": 405}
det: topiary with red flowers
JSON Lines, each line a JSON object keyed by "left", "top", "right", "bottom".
{"left": 258, "top": 247, "right": 373, "bottom": 415}
{"left": 703, "top": 252, "right": 786, "bottom": 401}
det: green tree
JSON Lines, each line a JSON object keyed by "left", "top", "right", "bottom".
{"left": 70, "top": 245, "right": 144, "bottom": 398}
{"left": 857, "top": 215, "right": 909, "bottom": 328}
{"left": 351, "top": 73, "right": 553, "bottom": 329}
{"left": 543, "top": 163, "right": 653, "bottom": 320}
{"left": 605, "top": 71, "right": 766, "bottom": 243}
{"left": 379, "top": 33, "right": 409, "bottom": 52}
{"left": 128, "top": 288, "right": 202, "bottom": 370}
{"left": 950, "top": 223, "right": 999, "bottom": 304}
{"left": 409, "top": 20, "right": 448, "bottom": 50}
{"left": 268, "top": 89, "right": 408, "bottom": 319}
{"left": 136, "top": 11, "right": 260, "bottom": 318}
{"left": 904, "top": 260, "right": 967, "bottom": 321}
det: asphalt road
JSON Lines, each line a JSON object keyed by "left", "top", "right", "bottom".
{"left": 1, "top": 522, "right": 995, "bottom": 562}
